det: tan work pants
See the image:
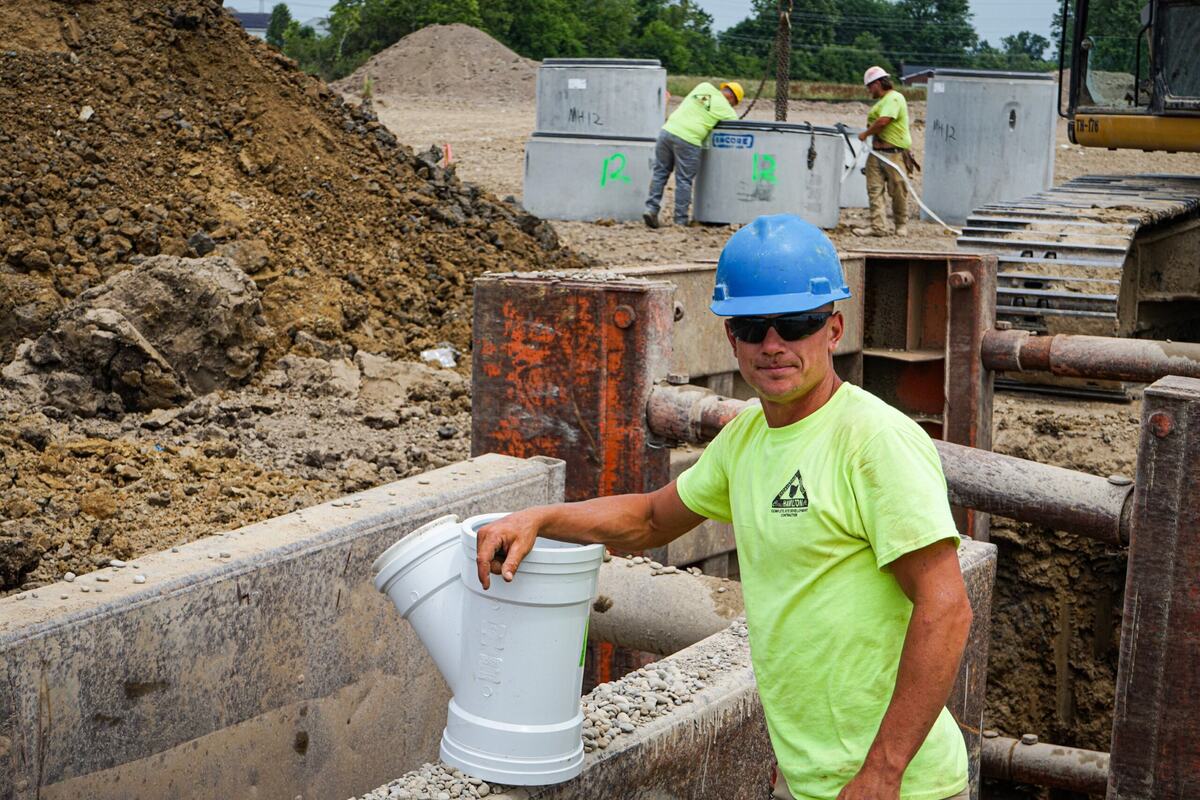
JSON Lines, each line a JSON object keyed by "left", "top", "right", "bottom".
{"left": 865, "top": 148, "right": 910, "bottom": 233}
{"left": 772, "top": 781, "right": 969, "bottom": 800}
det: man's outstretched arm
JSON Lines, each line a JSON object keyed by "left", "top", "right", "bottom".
{"left": 837, "top": 538, "right": 973, "bottom": 800}
{"left": 475, "top": 482, "right": 706, "bottom": 589}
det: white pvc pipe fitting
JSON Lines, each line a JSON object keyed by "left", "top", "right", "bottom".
{"left": 373, "top": 512, "right": 604, "bottom": 786}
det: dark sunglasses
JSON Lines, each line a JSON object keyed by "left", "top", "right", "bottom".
{"left": 727, "top": 312, "right": 832, "bottom": 343}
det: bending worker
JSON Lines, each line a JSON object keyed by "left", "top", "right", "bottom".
{"left": 477, "top": 214, "right": 972, "bottom": 800}
{"left": 643, "top": 80, "right": 743, "bottom": 229}
{"left": 854, "top": 66, "right": 915, "bottom": 238}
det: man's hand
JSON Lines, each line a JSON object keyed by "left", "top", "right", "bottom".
{"left": 475, "top": 509, "right": 542, "bottom": 589}
{"left": 857, "top": 130, "right": 869, "bottom": 142}
{"left": 836, "top": 763, "right": 902, "bottom": 800}
{"left": 473, "top": 485, "right": 705, "bottom": 590}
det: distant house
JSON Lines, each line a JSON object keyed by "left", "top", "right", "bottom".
{"left": 230, "top": 11, "right": 272, "bottom": 39}
{"left": 899, "top": 63, "right": 938, "bottom": 86}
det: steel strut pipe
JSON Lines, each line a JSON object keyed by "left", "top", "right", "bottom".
{"left": 647, "top": 385, "right": 1134, "bottom": 544}
{"left": 933, "top": 439, "right": 1133, "bottom": 545}
{"left": 982, "top": 328, "right": 1200, "bottom": 384}
{"left": 647, "top": 384, "right": 753, "bottom": 444}
{"left": 982, "top": 735, "right": 1110, "bottom": 795}
{"left": 589, "top": 560, "right": 745, "bottom": 655}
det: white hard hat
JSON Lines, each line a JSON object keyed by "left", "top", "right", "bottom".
{"left": 863, "top": 66, "right": 889, "bottom": 86}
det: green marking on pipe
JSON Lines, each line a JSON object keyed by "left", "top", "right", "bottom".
{"left": 753, "top": 153, "right": 777, "bottom": 183}
{"left": 579, "top": 618, "right": 590, "bottom": 667}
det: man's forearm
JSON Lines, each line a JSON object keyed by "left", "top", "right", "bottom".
{"left": 861, "top": 593, "right": 972, "bottom": 779}
{"left": 531, "top": 494, "right": 663, "bottom": 552}
{"left": 864, "top": 116, "right": 892, "bottom": 138}
{"left": 475, "top": 483, "right": 704, "bottom": 587}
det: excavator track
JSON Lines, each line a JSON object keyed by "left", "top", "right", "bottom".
{"left": 956, "top": 174, "right": 1200, "bottom": 337}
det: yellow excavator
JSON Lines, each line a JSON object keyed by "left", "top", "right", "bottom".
{"left": 956, "top": 0, "right": 1200, "bottom": 344}
{"left": 1067, "top": 0, "right": 1199, "bottom": 152}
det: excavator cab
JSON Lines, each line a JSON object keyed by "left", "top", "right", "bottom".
{"left": 1062, "top": 0, "right": 1200, "bottom": 151}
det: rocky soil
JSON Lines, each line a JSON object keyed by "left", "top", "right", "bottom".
{"left": 0, "top": 347, "right": 472, "bottom": 590}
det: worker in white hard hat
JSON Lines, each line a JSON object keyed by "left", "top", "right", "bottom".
{"left": 853, "top": 67, "right": 915, "bottom": 238}
{"left": 643, "top": 80, "right": 744, "bottom": 229}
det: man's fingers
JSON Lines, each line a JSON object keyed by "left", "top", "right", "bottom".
{"left": 476, "top": 529, "right": 501, "bottom": 589}
{"left": 476, "top": 554, "right": 491, "bottom": 590}
{"left": 501, "top": 536, "right": 533, "bottom": 582}
{"left": 476, "top": 517, "right": 538, "bottom": 587}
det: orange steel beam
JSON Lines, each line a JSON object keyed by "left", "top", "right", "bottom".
{"left": 470, "top": 273, "right": 674, "bottom": 501}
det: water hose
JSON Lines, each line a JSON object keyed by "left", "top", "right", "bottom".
{"left": 866, "top": 149, "right": 963, "bottom": 236}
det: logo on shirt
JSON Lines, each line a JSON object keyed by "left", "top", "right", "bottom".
{"left": 771, "top": 470, "right": 809, "bottom": 516}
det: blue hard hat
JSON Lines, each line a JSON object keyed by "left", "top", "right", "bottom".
{"left": 711, "top": 214, "right": 851, "bottom": 316}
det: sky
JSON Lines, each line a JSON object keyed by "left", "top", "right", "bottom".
{"left": 227, "top": 0, "right": 1057, "bottom": 49}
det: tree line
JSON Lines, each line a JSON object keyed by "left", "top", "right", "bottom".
{"left": 267, "top": 0, "right": 1061, "bottom": 86}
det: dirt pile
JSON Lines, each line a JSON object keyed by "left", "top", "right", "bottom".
{"left": 0, "top": 0, "right": 585, "bottom": 593}
{"left": 4, "top": 255, "right": 272, "bottom": 415}
{"left": 334, "top": 23, "right": 538, "bottom": 102}
{"left": 0, "top": 0, "right": 581, "bottom": 369}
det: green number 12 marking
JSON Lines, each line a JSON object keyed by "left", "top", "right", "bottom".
{"left": 600, "top": 152, "right": 631, "bottom": 187}
{"left": 753, "top": 153, "right": 777, "bottom": 183}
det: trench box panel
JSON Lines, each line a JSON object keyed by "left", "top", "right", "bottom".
{"left": 858, "top": 253, "right": 950, "bottom": 434}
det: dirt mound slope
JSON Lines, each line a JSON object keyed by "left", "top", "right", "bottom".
{"left": 0, "top": 1, "right": 581, "bottom": 367}
{"left": 334, "top": 23, "right": 538, "bottom": 102}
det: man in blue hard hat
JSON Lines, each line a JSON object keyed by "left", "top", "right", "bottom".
{"left": 476, "top": 215, "right": 972, "bottom": 800}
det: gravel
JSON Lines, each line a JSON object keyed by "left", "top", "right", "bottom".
{"left": 354, "top": 763, "right": 501, "bottom": 800}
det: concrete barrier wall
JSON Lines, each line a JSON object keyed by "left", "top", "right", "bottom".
{"left": 0, "top": 454, "right": 566, "bottom": 800}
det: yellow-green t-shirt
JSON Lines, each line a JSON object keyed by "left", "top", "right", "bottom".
{"left": 868, "top": 89, "right": 912, "bottom": 149}
{"left": 662, "top": 81, "right": 739, "bottom": 146}
{"left": 676, "top": 383, "right": 966, "bottom": 800}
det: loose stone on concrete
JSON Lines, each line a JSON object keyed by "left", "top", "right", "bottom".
{"left": 351, "top": 620, "right": 753, "bottom": 800}
{"left": 353, "top": 761, "right": 504, "bottom": 800}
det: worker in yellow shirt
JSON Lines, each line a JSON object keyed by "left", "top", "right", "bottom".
{"left": 476, "top": 215, "right": 973, "bottom": 800}
{"left": 854, "top": 66, "right": 914, "bottom": 238}
{"left": 644, "top": 80, "right": 743, "bottom": 228}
